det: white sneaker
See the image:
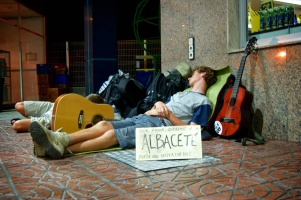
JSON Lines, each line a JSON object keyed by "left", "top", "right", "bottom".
{"left": 29, "top": 121, "right": 71, "bottom": 159}
{"left": 32, "top": 119, "right": 47, "bottom": 157}
{"left": 32, "top": 127, "right": 65, "bottom": 157}
{"left": 33, "top": 141, "right": 47, "bottom": 157}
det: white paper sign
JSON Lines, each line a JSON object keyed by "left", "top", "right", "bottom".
{"left": 135, "top": 125, "right": 202, "bottom": 161}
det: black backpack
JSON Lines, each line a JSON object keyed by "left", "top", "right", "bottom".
{"left": 137, "top": 73, "right": 168, "bottom": 113}
{"left": 164, "top": 69, "right": 189, "bottom": 94}
{"left": 99, "top": 73, "right": 146, "bottom": 118}
{"left": 132, "top": 70, "right": 188, "bottom": 116}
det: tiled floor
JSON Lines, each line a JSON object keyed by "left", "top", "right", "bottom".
{"left": 1, "top": 110, "right": 301, "bottom": 199}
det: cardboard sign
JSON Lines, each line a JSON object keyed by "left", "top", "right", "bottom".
{"left": 135, "top": 125, "right": 202, "bottom": 161}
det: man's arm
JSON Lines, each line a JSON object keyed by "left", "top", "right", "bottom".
{"left": 145, "top": 101, "right": 198, "bottom": 126}
{"left": 164, "top": 111, "right": 188, "bottom": 126}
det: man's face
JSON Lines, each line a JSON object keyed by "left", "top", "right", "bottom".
{"left": 188, "top": 70, "right": 204, "bottom": 86}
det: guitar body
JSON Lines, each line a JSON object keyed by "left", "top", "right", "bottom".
{"left": 51, "top": 93, "right": 114, "bottom": 133}
{"left": 214, "top": 87, "right": 253, "bottom": 138}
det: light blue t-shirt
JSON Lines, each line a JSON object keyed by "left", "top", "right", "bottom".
{"left": 163, "top": 91, "right": 212, "bottom": 127}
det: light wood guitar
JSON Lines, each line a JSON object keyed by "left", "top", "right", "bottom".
{"left": 51, "top": 93, "right": 114, "bottom": 133}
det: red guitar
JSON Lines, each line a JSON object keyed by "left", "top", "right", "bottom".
{"left": 214, "top": 37, "right": 257, "bottom": 138}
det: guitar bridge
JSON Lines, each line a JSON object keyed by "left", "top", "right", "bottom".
{"left": 78, "top": 110, "right": 83, "bottom": 128}
{"left": 221, "top": 118, "right": 235, "bottom": 124}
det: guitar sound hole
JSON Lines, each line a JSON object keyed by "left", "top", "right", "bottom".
{"left": 92, "top": 114, "right": 104, "bottom": 125}
{"left": 85, "top": 124, "right": 93, "bottom": 129}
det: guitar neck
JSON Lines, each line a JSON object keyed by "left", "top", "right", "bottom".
{"left": 230, "top": 54, "right": 247, "bottom": 103}
{"left": 227, "top": 36, "right": 256, "bottom": 106}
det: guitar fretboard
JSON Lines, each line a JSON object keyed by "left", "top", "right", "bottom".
{"left": 230, "top": 54, "right": 247, "bottom": 105}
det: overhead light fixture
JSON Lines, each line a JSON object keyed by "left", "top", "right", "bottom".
{"left": 273, "top": 0, "right": 301, "bottom": 5}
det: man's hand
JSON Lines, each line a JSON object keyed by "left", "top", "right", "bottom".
{"left": 145, "top": 101, "right": 188, "bottom": 126}
{"left": 145, "top": 101, "right": 171, "bottom": 119}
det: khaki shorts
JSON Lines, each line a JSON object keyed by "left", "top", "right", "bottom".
{"left": 24, "top": 101, "right": 54, "bottom": 129}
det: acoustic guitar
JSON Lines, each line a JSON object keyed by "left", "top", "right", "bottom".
{"left": 214, "top": 37, "right": 257, "bottom": 138}
{"left": 51, "top": 93, "right": 114, "bottom": 133}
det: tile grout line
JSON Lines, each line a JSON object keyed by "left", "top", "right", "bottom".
{"left": 0, "top": 125, "right": 23, "bottom": 199}
{"left": 289, "top": 145, "right": 301, "bottom": 175}
{"left": 70, "top": 157, "right": 137, "bottom": 198}
{"left": 0, "top": 159, "right": 21, "bottom": 199}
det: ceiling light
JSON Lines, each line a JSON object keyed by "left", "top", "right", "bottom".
{"left": 273, "top": 0, "right": 301, "bottom": 5}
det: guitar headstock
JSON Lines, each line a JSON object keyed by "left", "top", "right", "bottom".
{"left": 244, "top": 37, "right": 257, "bottom": 56}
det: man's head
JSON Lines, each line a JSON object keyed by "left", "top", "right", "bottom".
{"left": 85, "top": 94, "right": 106, "bottom": 104}
{"left": 192, "top": 65, "right": 217, "bottom": 88}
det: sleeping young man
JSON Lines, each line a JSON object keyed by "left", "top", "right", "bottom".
{"left": 12, "top": 94, "right": 105, "bottom": 132}
{"left": 29, "top": 65, "right": 217, "bottom": 159}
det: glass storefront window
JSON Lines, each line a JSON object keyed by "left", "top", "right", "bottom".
{"left": 246, "top": 0, "right": 301, "bottom": 47}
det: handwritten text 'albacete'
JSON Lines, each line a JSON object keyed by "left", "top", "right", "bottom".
{"left": 135, "top": 126, "right": 203, "bottom": 161}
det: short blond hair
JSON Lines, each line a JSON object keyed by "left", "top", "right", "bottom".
{"left": 85, "top": 94, "right": 106, "bottom": 104}
{"left": 193, "top": 66, "right": 217, "bottom": 88}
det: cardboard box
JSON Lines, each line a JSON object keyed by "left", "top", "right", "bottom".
{"left": 38, "top": 83, "right": 52, "bottom": 95}
{"left": 53, "top": 64, "right": 68, "bottom": 74}
{"left": 37, "top": 74, "right": 54, "bottom": 84}
{"left": 54, "top": 85, "right": 70, "bottom": 94}
{"left": 48, "top": 88, "right": 63, "bottom": 102}
{"left": 55, "top": 84, "right": 70, "bottom": 89}
{"left": 39, "top": 94, "right": 48, "bottom": 101}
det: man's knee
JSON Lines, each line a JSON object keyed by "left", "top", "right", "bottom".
{"left": 15, "top": 102, "right": 23, "bottom": 110}
{"left": 12, "top": 120, "right": 25, "bottom": 132}
{"left": 94, "top": 120, "right": 114, "bottom": 130}
{"left": 15, "top": 102, "right": 26, "bottom": 116}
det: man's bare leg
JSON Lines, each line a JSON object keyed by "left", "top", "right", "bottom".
{"left": 15, "top": 102, "right": 28, "bottom": 118}
{"left": 30, "top": 120, "right": 119, "bottom": 158}
{"left": 66, "top": 120, "right": 118, "bottom": 152}
{"left": 12, "top": 119, "right": 31, "bottom": 132}
{"left": 68, "top": 129, "right": 118, "bottom": 153}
